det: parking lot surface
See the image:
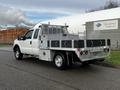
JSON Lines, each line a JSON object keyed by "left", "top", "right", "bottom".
{"left": 0, "top": 47, "right": 120, "bottom": 90}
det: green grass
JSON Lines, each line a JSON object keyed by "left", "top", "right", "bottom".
{"left": 0, "top": 44, "right": 12, "bottom": 47}
{"left": 105, "top": 50, "right": 120, "bottom": 65}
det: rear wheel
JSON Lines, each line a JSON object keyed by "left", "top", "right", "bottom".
{"left": 81, "top": 61, "right": 90, "bottom": 66}
{"left": 54, "top": 53, "right": 67, "bottom": 70}
{"left": 14, "top": 47, "right": 23, "bottom": 60}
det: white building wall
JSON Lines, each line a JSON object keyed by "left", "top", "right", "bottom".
{"left": 42, "top": 7, "right": 120, "bottom": 34}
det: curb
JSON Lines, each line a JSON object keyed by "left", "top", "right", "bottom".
{"left": 94, "top": 62, "right": 120, "bottom": 69}
{"left": 0, "top": 47, "right": 13, "bottom": 52}
{"left": 0, "top": 49, "right": 12, "bottom": 52}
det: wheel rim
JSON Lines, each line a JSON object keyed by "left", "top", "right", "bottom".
{"left": 55, "top": 55, "right": 63, "bottom": 67}
{"left": 15, "top": 50, "right": 20, "bottom": 58}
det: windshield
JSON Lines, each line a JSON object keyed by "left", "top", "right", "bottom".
{"left": 41, "top": 25, "right": 68, "bottom": 34}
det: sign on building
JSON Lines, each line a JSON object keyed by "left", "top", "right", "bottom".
{"left": 94, "top": 19, "right": 118, "bottom": 31}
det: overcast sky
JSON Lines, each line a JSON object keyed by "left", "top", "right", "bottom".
{"left": 0, "top": 0, "right": 120, "bottom": 24}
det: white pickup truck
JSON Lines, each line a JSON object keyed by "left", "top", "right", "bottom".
{"left": 13, "top": 23, "right": 110, "bottom": 69}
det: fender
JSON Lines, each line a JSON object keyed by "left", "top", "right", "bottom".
{"left": 13, "top": 39, "right": 22, "bottom": 52}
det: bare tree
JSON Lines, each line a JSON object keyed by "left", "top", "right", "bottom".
{"left": 87, "top": 0, "right": 119, "bottom": 12}
{"left": 104, "top": 0, "right": 119, "bottom": 9}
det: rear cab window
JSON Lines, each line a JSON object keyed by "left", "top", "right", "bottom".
{"left": 33, "top": 29, "right": 40, "bottom": 39}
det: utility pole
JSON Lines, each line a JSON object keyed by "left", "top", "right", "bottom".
{"left": 15, "top": 24, "right": 18, "bottom": 38}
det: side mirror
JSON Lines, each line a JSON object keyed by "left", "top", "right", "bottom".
{"left": 17, "top": 36, "right": 26, "bottom": 40}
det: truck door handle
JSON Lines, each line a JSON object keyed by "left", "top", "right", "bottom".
{"left": 30, "top": 41, "right": 32, "bottom": 45}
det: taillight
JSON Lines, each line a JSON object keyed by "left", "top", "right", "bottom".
{"left": 80, "top": 50, "right": 89, "bottom": 55}
{"left": 77, "top": 48, "right": 80, "bottom": 52}
{"left": 85, "top": 51, "right": 88, "bottom": 55}
{"left": 80, "top": 51, "right": 83, "bottom": 55}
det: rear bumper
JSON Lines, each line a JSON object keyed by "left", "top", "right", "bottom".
{"left": 80, "top": 56, "right": 106, "bottom": 62}
{"left": 78, "top": 51, "right": 109, "bottom": 62}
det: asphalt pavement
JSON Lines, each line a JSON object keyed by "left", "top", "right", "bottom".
{"left": 0, "top": 47, "right": 120, "bottom": 90}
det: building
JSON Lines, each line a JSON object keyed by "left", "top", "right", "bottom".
{"left": 0, "top": 28, "right": 28, "bottom": 44}
{"left": 86, "top": 19, "right": 120, "bottom": 50}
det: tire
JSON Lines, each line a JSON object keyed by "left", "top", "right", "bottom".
{"left": 53, "top": 53, "right": 67, "bottom": 70}
{"left": 81, "top": 62, "right": 90, "bottom": 66}
{"left": 14, "top": 47, "right": 23, "bottom": 60}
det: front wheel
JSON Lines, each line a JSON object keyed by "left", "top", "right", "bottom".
{"left": 54, "top": 53, "right": 67, "bottom": 70}
{"left": 14, "top": 47, "right": 23, "bottom": 60}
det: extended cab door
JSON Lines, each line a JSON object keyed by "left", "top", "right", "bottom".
{"left": 32, "top": 29, "right": 40, "bottom": 55}
{"left": 20, "top": 30, "right": 33, "bottom": 54}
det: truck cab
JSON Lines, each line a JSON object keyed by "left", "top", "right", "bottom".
{"left": 13, "top": 23, "right": 110, "bottom": 69}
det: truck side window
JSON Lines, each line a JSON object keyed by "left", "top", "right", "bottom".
{"left": 25, "top": 30, "right": 33, "bottom": 39}
{"left": 34, "top": 29, "right": 39, "bottom": 39}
